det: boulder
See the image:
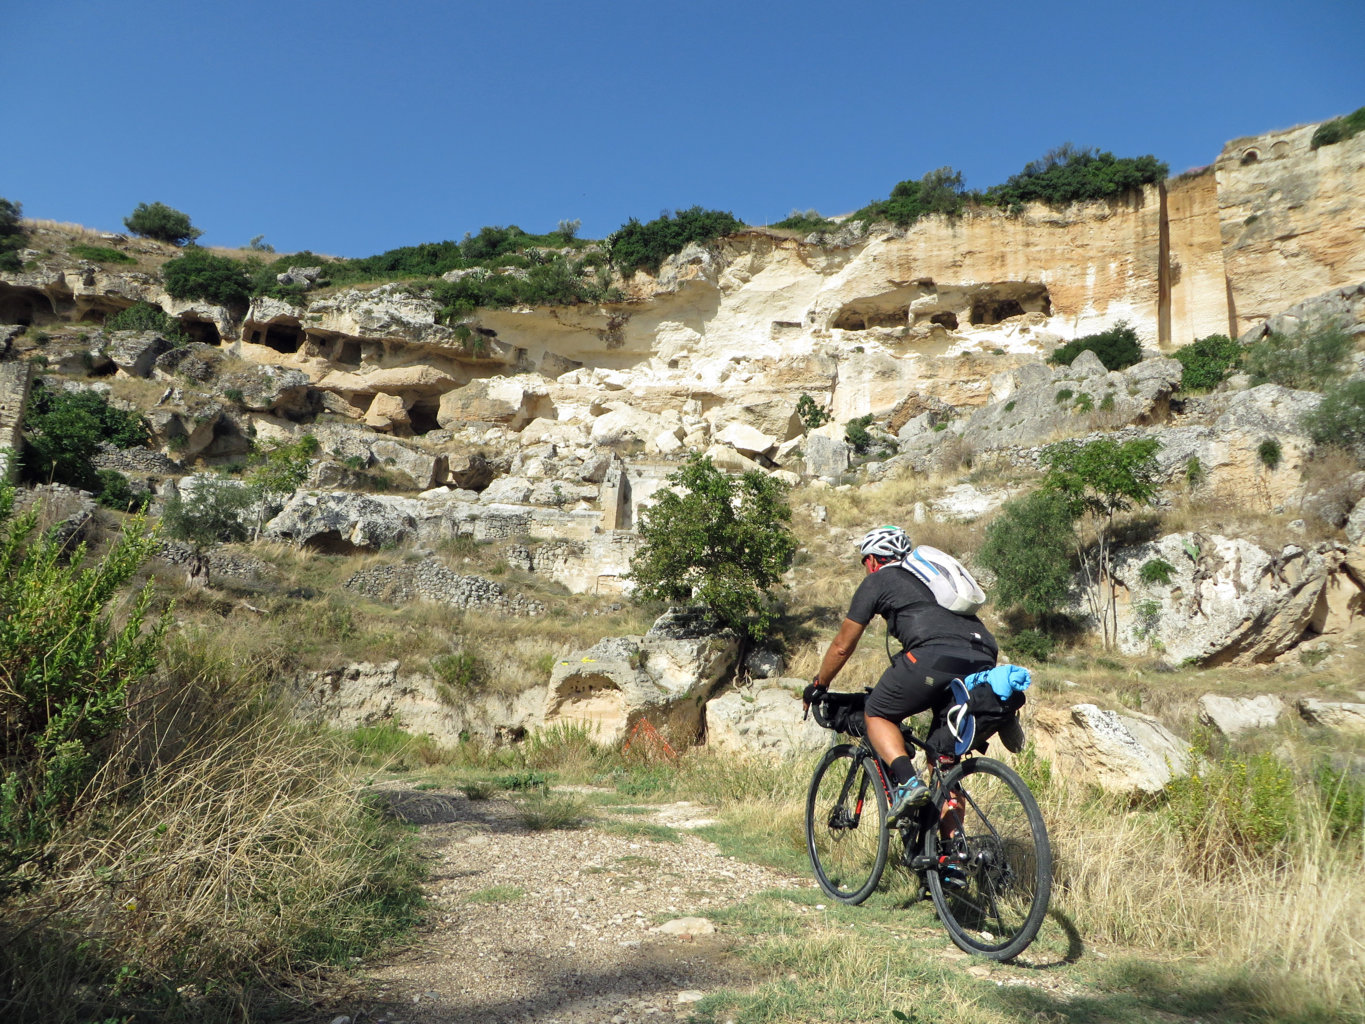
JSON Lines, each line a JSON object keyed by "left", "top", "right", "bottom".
{"left": 703, "top": 444, "right": 763, "bottom": 474}
{"left": 714, "top": 422, "right": 778, "bottom": 457}
{"left": 364, "top": 392, "right": 412, "bottom": 433}
{"left": 1031, "top": 703, "right": 1192, "bottom": 797}
{"left": 1112, "top": 533, "right": 1329, "bottom": 664}
{"left": 105, "top": 330, "right": 172, "bottom": 377}
{"left": 803, "top": 432, "right": 850, "bottom": 481}
{"left": 705, "top": 680, "right": 828, "bottom": 755}
{"left": 1197, "top": 694, "right": 1285, "bottom": 737}
{"left": 264, "top": 491, "right": 421, "bottom": 551}
{"left": 437, "top": 376, "right": 551, "bottom": 430}
{"left": 369, "top": 438, "right": 442, "bottom": 490}
{"left": 1296, "top": 698, "right": 1365, "bottom": 734}
{"left": 589, "top": 405, "right": 665, "bottom": 447}
{"left": 446, "top": 451, "right": 498, "bottom": 490}
{"left": 542, "top": 611, "right": 741, "bottom": 743}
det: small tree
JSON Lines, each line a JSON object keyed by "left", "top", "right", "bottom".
{"left": 977, "top": 490, "right": 1076, "bottom": 621}
{"left": 796, "top": 393, "right": 830, "bottom": 430}
{"left": 1174, "top": 333, "right": 1242, "bottom": 392}
{"left": 626, "top": 454, "right": 796, "bottom": 639}
{"left": 1050, "top": 321, "right": 1143, "bottom": 371}
{"left": 105, "top": 300, "right": 189, "bottom": 345}
{"left": 21, "top": 381, "right": 149, "bottom": 494}
{"left": 1041, "top": 436, "right": 1163, "bottom": 648}
{"left": 162, "top": 248, "right": 252, "bottom": 307}
{"left": 123, "top": 201, "right": 202, "bottom": 246}
{"left": 160, "top": 474, "right": 254, "bottom": 586}
{"left": 243, "top": 434, "right": 319, "bottom": 537}
{"left": 1244, "top": 320, "right": 1353, "bottom": 390}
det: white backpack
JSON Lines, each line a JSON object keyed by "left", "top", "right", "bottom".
{"left": 899, "top": 545, "right": 986, "bottom": 615}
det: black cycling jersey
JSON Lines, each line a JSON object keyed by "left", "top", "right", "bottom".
{"left": 846, "top": 564, "right": 998, "bottom": 658}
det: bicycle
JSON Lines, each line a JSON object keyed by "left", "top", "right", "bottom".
{"left": 804, "top": 689, "right": 1052, "bottom": 962}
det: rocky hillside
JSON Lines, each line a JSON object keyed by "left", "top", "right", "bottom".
{"left": 1, "top": 113, "right": 1364, "bottom": 797}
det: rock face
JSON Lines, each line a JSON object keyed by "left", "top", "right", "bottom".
{"left": 1296, "top": 698, "right": 1365, "bottom": 734}
{"left": 1031, "top": 703, "right": 1192, "bottom": 797}
{"left": 1112, "top": 533, "right": 1332, "bottom": 665}
{"left": 542, "top": 611, "right": 741, "bottom": 743}
{"left": 705, "top": 679, "right": 829, "bottom": 754}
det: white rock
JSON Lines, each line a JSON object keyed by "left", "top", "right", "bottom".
{"left": 1197, "top": 694, "right": 1285, "bottom": 737}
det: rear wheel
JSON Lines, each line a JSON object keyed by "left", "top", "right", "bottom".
{"left": 924, "top": 757, "right": 1052, "bottom": 961}
{"left": 806, "top": 744, "right": 889, "bottom": 904}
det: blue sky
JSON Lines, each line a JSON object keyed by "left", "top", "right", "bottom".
{"left": 6, "top": 0, "right": 1363, "bottom": 258}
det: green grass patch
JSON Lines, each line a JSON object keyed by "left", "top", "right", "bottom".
{"left": 464, "top": 884, "right": 525, "bottom": 904}
{"left": 69, "top": 243, "right": 136, "bottom": 264}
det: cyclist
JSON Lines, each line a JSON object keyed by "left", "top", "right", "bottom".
{"left": 803, "top": 525, "right": 998, "bottom": 821}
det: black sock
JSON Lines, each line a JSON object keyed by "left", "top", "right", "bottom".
{"left": 889, "top": 756, "right": 916, "bottom": 786}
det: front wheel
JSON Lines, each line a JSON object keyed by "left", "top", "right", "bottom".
{"left": 925, "top": 757, "right": 1052, "bottom": 961}
{"left": 806, "top": 744, "right": 889, "bottom": 904}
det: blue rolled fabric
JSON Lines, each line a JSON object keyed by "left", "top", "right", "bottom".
{"left": 963, "top": 664, "right": 1031, "bottom": 700}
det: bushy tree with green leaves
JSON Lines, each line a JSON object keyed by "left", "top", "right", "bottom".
{"left": 21, "top": 381, "right": 148, "bottom": 494}
{"left": 162, "top": 247, "right": 252, "bottom": 307}
{"left": 123, "top": 201, "right": 202, "bottom": 246}
{"left": 771, "top": 209, "right": 838, "bottom": 233}
{"left": 626, "top": 454, "right": 796, "bottom": 639}
{"left": 0, "top": 197, "right": 25, "bottom": 273}
{"left": 851, "top": 167, "right": 966, "bottom": 227}
{"left": 244, "top": 434, "right": 320, "bottom": 537}
{"left": 608, "top": 207, "right": 745, "bottom": 277}
{"left": 985, "top": 145, "right": 1168, "bottom": 210}
{"left": 1243, "top": 320, "right": 1353, "bottom": 390}
{"left": 0, "top": 487, "right": 165, "bottom": 895}
{"left": 1041, "top": 436, "right": 1163, "bottom": 648}
{"left": 160, "top": 474, "right": 255, "bottom": 585}
{"left": 1050, "top": 321, "right": 1143, "bottom": 371}
{"left": 1303, "top": 379, "right": 1365, "bottom": 453}
{"left": 977, "top": 490, "right": 1076, "bottom": 621}
{"left": 1175, "top": 333, "right": 1242, "bottom": 392}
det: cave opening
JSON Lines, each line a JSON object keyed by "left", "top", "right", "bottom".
{"left": 334, "top": 338, "right": 362, "bottom": 365}
{"left": 182, "top": 318, "right": 222, "bottom": 345}
{"left": 0, "top": 286, "right": 55, "bottom": 327}
{"left": 929, "top": 311, "right": 959, "bottom": 330}
{"left": 408, "top": 399, "right": 442, "bottom": 435}
{"left": 969, "top": 298, "right": 1026, "bottom": 326}
{"left": 263, "top": 322, "right": 303, "bottom": 353}
{"left": 832, "top": 305, "right": 910, "bottom": 331}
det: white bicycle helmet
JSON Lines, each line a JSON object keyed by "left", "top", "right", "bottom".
{"left": 858, "top": 525, "right": 912, "bottom": 561}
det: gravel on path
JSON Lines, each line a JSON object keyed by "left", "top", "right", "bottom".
{"left": 335, "top": 787, "right": 807, "bottom": 1024}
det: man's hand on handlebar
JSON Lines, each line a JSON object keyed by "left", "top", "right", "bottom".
{"left": 801, "top": 676, "right": 827, "bottom": 718}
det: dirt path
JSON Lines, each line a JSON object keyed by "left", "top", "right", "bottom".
{"left": 335, "top": 787, "right": 806, "bottom": 1024}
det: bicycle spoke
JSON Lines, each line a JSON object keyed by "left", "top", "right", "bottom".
{"left": 806, "top": 745, "right": 889, "bottom": 904}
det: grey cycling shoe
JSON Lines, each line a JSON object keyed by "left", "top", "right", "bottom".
{"left": 888, "top": 777, "right": 929, "bottom": 820}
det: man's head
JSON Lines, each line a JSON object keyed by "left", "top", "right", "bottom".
{"left": 858, "top": 525, "right": 911, "bottom": 572}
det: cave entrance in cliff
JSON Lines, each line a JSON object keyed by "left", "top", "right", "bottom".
{"left": 0, "top": 286, "right": 55, "bottom": 327}
{"left": 970, "top": 299, "right": 1026, "bottom": 325}
{"left": 929, "top": 312, "right": 959, "bottom": 330}
{"left": 301, "top": 530, "right": 364, "bottom": 555}
{"left": 182, "top": 318, "right": 221, "bottom": 345}
{"left": 832, "top": 305, "right": 910, "bottom": 331}
{"left": 263, "top": 321, "right": 303, "bottom": 354}
{"left": 334, "top": 338, "right": 362, "bottom": 366}
{"left": 408, "top": 398, "right": 442, "bottom": 435}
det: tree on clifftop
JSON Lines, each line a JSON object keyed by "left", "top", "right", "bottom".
{"left": 626, "top": 454, "right": 796, "bottom": 640}
{"left": 123, "top": 201, "right": 202, "bottom": 246}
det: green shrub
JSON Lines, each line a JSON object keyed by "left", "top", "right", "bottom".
{"left": 1050, "top": 321, "right": 1143, "bottom": 371}
{"left": 1175, "top": 333, "right": 1242, "bottom": 392}
{"left": 20, "top": 380, "right": 149, "bottom": 492}
{"left": 983, "top": 145, "right": 1168, "bottom": 211}
{"left": 1312, "top": 759, "right": 1365, "bottom": 843}
{"left": 850, "top": 166, "right": 966, "bottom": 227}
{"left": 608, "top": 206, "right": 745, "bottom": 277}
{"left": 0, "top": 197, "right": 25, "bottom": 273}
{"left": 429, "top": 255, "right": 598, "bottom": 318}
{"left": 844, "top": 414, "right": 875, "bottom": 454}
{"left": 1310, "top": 105, "right": 1365, "bottom": 149}
{"left": 1257, "top": 438, "right": 1282, "bottom": 470}
{"left": 1166, "top": 748, "right": 1298, "bottom": 865}
{"left": 1074, "top": 392, "right": 1094, "bottom": 412}
{"left": 0, "top": 489, "right": 164, "bottom": 894}
{"left": 626, "top": 453, "right": 796, "bottom": 639}
{"left": 162, "top": 247, "right": 252, "bottom": 307}
{"left": 1054, "top": 388, "right": 1074, "bottom": 404}
{"left": 771, "top": 209, "right": 838, "bottom": 233}
{"left": 1243, "top": 320, "right": 1352, "bottom": 389}
{"left": 1139, "top": 558, "right": 1176, "bottom": 586}
{"left": 1302, "top": 378, "right": 1365, "bottom": 450}
{"left": 122, "top": 201, "right": 201, "bottom": 246}
{"left": 431, "top": 651, "right": 482, "bottom": 699}
{"left": 104, "top": 300, "right": 188, "bottom": 344}
{"left": 68, "top": 243, "right": 136, "bottom": 265}
{"left": 978, "top": 489, "right": 1076, "bottom": 619}
{"left": 1004, "top": 628, "right": 1055, "bottom": 663}
{"left": 1184, "top": 456, "right": 1206, "bottom": 487}
{"left": 95, "top": 469, "right": 148, "bottom": 512}
{"left": 796, "top": 393, "right": 830, "bottom": 430}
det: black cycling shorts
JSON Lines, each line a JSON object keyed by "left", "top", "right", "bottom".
{"left": 863, "top": 646, "right": 996, "bottom": 723}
